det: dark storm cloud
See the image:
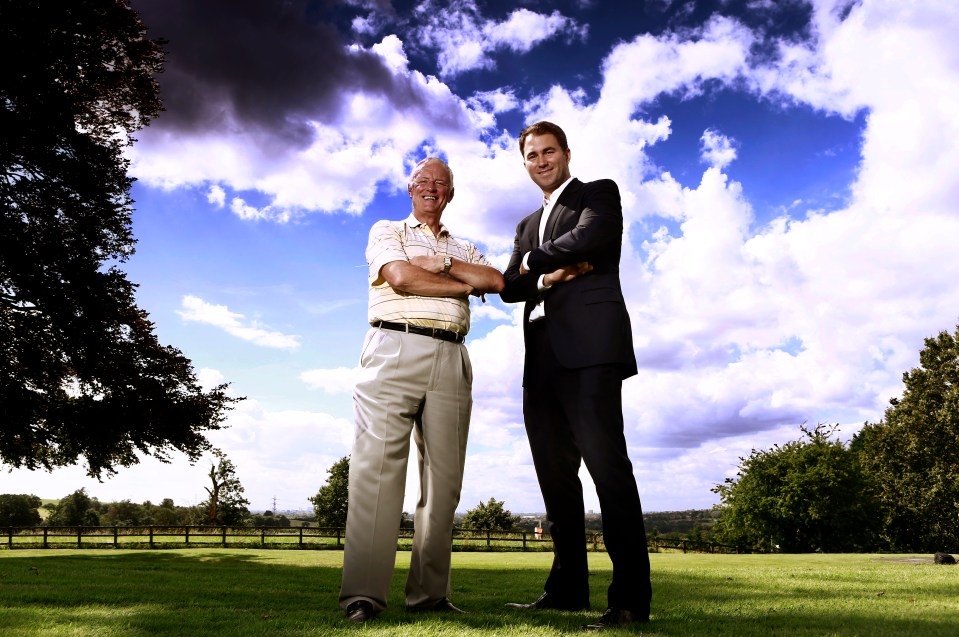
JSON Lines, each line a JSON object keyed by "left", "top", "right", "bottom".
{"left": 132, "top": 0, "right": 469, "bottom": 145}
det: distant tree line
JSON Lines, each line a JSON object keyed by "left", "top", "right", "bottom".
{"left": 0, "top": 489, "right": 304, "bottom": 529}
{"left": 3, "top": 451, "right": 294, "bottom": 529}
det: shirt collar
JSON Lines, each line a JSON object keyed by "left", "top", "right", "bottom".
{"left": 544, "top": 176, "right": 575, "bottom": 213}
{"left": 405, "top": 212, "right": 448, "bottom": 237}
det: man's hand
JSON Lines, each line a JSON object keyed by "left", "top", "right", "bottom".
{"left": 406, "top": 254, "right": 503, "bottom": 295}
{"left": 410, "top": 254, "right": 445, "bottom": 274}
{"left": 544, "top": 262, "right": 592, "bottom": 287}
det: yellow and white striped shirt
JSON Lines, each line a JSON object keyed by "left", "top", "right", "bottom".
{"left": 366, "top": 214, "right": 490, "bottom": 335}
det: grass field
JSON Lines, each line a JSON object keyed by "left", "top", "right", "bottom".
{"left": 1, "top": 549, "right": 957, "bottom": 636}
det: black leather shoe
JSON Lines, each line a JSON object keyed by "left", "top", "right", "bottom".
{"left": 506, "top": 592, "right": 590, "bottom": 611}
{"left": 345, "top": 600, "right": 375, "bottom": 624}
{"left": 407, "top": 598, "right": 467, "bottom": 614}
{"left": 583, "top": 607, "right": 649, "bottom": 631}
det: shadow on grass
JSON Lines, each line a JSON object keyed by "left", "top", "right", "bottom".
{"left": 0, "top": 551, "right": 957, "bottom": 636}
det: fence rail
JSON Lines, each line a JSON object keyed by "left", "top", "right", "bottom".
{"left": 0, "top": 525, "right": 751, "bottom": 554}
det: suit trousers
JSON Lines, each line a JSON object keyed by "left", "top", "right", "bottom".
{"left": 339, "top": 327, "right": 472, "bottom": 611}
{"left": 523, "top": 320, "right": 652, "bottom": 613}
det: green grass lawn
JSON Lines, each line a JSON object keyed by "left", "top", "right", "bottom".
{"left": 1, "top": 549, "right": 957, "bottom": 636}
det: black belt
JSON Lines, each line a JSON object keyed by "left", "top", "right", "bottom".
{"left": 372, "top": 321, "right": 465, "bottom": 344}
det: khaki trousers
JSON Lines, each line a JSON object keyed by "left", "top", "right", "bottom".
{"left": 339, "top": 327, "right": 472, "bottom": 611}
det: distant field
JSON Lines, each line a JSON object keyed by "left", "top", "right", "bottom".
{"left": 1, "top": 550, "right": 957, "bottom": 636}
{"left": 37, "top": 500, "right": 56, "bottom": 521}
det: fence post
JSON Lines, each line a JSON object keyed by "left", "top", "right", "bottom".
{"left": 149, "top": 526, "right": 154, "bottom": 548}
{"left": 77, "top": 527, "right": 82, "bottom": 548}
{"left": 221, "top": 526, "right": 227, "bottom": 547}
{"left": 185, "top": 526, "right": 190, "bottom": 545}
{"left": 113, "top": 526, "right": 119, "bottom": 548}
{"left": 486, "top": 530, "right": 491, "bottom": 548}
{"left": 7, "top": 527, "right": 11, "bottom": 548}
{"left": 522, "top": 532, "right": 527, "bottom": 550}
{"left": 299, "top": 527, "right": 304, "bottom": 547}
{"left": 261, "top": 527, "right": 265, "bottom": 546}
{"left": 43, "top": 527, "right": 48, "bottom": 548}
{"left": 337, "top": 527, "right": 342, "bottom": 547}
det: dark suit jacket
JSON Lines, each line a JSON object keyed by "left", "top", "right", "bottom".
{"left": 501, "top": 178, "right": 638, "bottom": 383}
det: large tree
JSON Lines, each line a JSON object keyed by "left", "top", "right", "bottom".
{"left": 310, "top": 456, "right": 350, "bottom": 528}
{"left": 0, "top": 493, "right": 43, "bottom": 527}
{"left": 0, "top": 0, "right": 239, "bottom": 477}
{"left": 853, "top": 325, "right": 959, "bottom": 552}
{"left": 461, "top": 497, "right": 517, "bottom": 531}
{"left": 101, "top": 499, "right": 144, "bottom": 527}
{"left": 712, "top": 424, "right": 880, "bottom": 552}
{"left": 45, "top": 489, "right": 101, "bottom": 527}
{"left": 200, "top": 450, "right": 250, "bottom": 527}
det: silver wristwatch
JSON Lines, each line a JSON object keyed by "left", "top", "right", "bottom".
{"left": 443, "top": 256, "right": 452, "bottom": 273}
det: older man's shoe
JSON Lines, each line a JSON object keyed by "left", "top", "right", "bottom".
{"left": 583, "top": 607, "right": 648, "bottom": 631}
{"left": 345, "top": 600, "right": 375, "bottom": 624}
{"left": 506, "top": 592, "right": 590, "bottom": 611}
{"left": 407, "top": 598, "right": 467, "bottom": 613}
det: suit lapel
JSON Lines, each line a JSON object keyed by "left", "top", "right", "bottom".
{"left": 543, "top": 204, "right": 562, "bottom": 241}
{"left": 544, "top": 179, "right": 582, "bottom": 240}
{"left": 528, "top": 207, "right": 544, "bottom": 248}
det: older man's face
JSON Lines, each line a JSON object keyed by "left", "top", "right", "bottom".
{"left": 409, "top": 161, "right": 453, "bottom": 219}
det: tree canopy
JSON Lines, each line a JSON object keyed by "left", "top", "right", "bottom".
{"left": 0, "top": 0, "right": 239, "bottom": 477}
{"left": 46, "top": 489, "right": 101, "bottom": 527}
{"left": 0, "top": 494, "right": 43, "bottom": 527}
{"left": 310, "top": 456, "right": 350, "bottom": 528}
{"left": 853, "top": 325, "right": 959, "bottom": 552}
{"left": 712, "top": 424, "right": 880, "bottom": 552}
{"left": 461, "top": 497, "right": 517, "bottom": 531}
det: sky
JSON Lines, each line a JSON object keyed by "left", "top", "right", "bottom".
{"left": 5, "top": 0, "right": 959, "bottom": 516}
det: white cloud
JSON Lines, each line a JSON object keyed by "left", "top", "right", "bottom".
{"left": 412, "top": 2, "right": 587, "bottom": 77}
{"left": 471, "top": 303, "right": 511, "bottom": 322}
{"left": 196, "top": 367, "right": 226, "bottom": 391}
{"left": 300, "top": 366, "right": 361, "bottom": 394}
{"left": 206, "top": 184, "right": 226, "bottom": 207}
{"left": 748, "top": 1, "right": 959, "bottom": 219}
{"left": 488, "top": 9, "right": 588, "bottom": 54}
{"left": 229, "top": 196, "right": 279, "bottom": 222}
{"left": 700, "top": 129, "right": 738, "bottom": 170}
{"left": 177, "top": 295, "right": 301, "bottom": 349}
{"left": 369, "top": 34, "right": 408, "bottom": 72}
{"left": 129, "top": 35, "right": 479, "bottom": 223}
{"left": 466, "top": 89, "right": 520, "bottom": 129}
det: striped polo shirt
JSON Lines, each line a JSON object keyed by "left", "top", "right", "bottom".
{"left": 366, "top": 213, "right": 490, "bottom": 335}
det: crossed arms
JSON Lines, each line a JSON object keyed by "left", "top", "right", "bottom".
{"left": 380, "top": 255, "right": 504, "bottom": 298}
{"left": 502, "top": 180, "right": 622, "bottom": 303}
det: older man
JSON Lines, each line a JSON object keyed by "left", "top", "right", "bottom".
{"left": 339, "top": 157, "right": 504, "bottom": 624}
